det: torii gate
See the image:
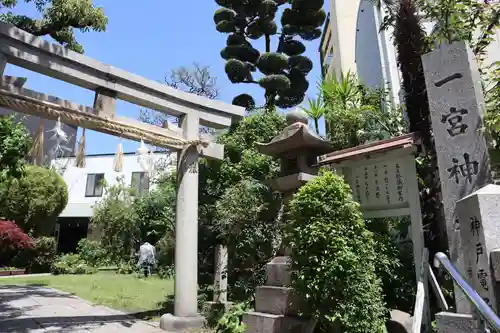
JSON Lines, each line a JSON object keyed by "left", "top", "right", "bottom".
{"left": 0, "top": 22, "right": 245, "bottom": 330}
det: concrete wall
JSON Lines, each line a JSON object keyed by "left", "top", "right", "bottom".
{"left": 320, "top": 0, "right": 401, "bottom": 104}
{"left": 53, "top": 152, "right": 176, "bottom": 218}
{"left": 355, "top": 0, "right": 384, "bottom": 88}
{"left": 0, "top": 107, "right": 77, "bottom": 162}
{"left": 329, "top": 0, "right": 360, "bottom": 76}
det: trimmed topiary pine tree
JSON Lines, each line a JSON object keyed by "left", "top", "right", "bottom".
{"left": 213, "top": 0, "right": 325, "bottom": 110}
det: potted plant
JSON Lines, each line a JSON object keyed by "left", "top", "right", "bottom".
{"left": 0, "top": 267, "right": 10, "bottom": 277}
{"left": 9, "top": 268, "right": 26, "bottom": 276}
{"left": 0, "top": 266, "right": 26, "bottom": 276}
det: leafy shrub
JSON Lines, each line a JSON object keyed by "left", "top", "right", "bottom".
{"left": 283, "top": 171, "right": 387, "bottom": 333}
{"left": 77, "top": 239, "right": 106, "bottom": 267}
{"left": 0, "top": 115, "right": 31, "bottom": 178}
{"left": 366, "top": 217, "right": 416, "bottom": 313}
{"left": 25, "top": 236, "right": 57, "bottom": 273}
{"left": 0, "top": 220, "right": 33, "bottom": 266}
{"left": 215, "top": 178, "right": 280, "bottom": 301}
{"left": 51, "top": 253, "right": 97, "bottom": 275}
{"left": 0, "top": 165, "right": 68, "bottom": 235}
{"left": 117, "top": 261, "right": 135, "bottom": 275}
{"left": 133, "top": 178, "right": 176, "bottom": 245}
{"left": 155, "top": 234, "right": 174, "bottom": 278}
{"left": 91, "top": 177, "right": 138, "bottom": 263}
{"left": 196, "top": 110, "right": 285, "bottom": 301}
{"left": 215, "top": 303, "right": 250, "bottom": 333}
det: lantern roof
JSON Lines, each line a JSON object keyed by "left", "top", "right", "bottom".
{"left": 256, "top": 110, "right": 333, "bottom": 157}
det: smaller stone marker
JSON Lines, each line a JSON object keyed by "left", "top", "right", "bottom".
{"left": 213, "top": 245, "right": 228, "bottom": 304}
{"left": 457, "top": 184, "right": 500, "bottom": 312}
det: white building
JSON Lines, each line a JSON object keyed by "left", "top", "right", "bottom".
{"left": 52, "top": 151, "right": 176, "bottom": 253}
{"left": 319, "top": 0, "right": 500, "bottom": 107}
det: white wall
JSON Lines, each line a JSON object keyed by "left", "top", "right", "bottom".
{"left": 53, "top": 152, "right": 176, "bottom": 218}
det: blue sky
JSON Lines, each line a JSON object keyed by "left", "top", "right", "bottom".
{"left": 3, "top": 0, "right": 325, "bottom": 154}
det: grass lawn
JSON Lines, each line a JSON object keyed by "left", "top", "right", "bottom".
{"left": 0, "top": 272, "right": 174, "bottom": 316}
{"left": 0, "top": 272, "right": 216, "bottom": 332}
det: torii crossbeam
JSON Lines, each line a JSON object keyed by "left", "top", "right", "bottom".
{"left": 0, "top": 22, "right": 245, "bottom": 331}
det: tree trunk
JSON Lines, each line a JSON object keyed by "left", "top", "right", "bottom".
{"left": 395, "top": 0, "right": 446, "bottom": 261}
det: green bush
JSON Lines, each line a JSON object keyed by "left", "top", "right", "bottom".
{"left": 76, "top": 239, "right": 106, "bottom": 267}
{"left": 215, "top": 303, "right": 250, "bottom": 333}
{"left": 26, "top": 236, "right": 57, "bottom": 273}
{"left": 0, "top": 115, "right": 31, "bottom": 178}
{"left": 51, "top": 253, "right": 96, "bottom": 275}
{"left": 155, "top": 234, "right": 174, "bottom": 278}
{"left": 366, "top": 217, "right": 416, "bottom": 313}
{"left": 283, "top": 171, "right": 387, "bottom": 333}
{"left": 117, "top": 261, "right": 135, "bottom": 275}
{"left": 0, "top": 165, "right": 68, "bottom": 235}
{"left": 91, "top": 177, "right": 138, "bottom": 263}
{"left": 196, "top": 109, "right": 285, "bottom": 301}
{"left": 133, "top": 176, "right": 176, "bottom": 246}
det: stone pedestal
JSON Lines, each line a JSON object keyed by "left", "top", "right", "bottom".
{"left": 435, "top": 312, "right": 480, "bottom": 333}
{"left": 159, "top": 314, "right": 206, "bottom": 332}
{"left": 243, "top": 257, "right": 313, "bottom": 333}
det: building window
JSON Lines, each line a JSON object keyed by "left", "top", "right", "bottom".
{"left": 85, "top": 173, "right": 104, "bottom": 197}
{"left": 131, "top": 172, "right": 149, "bottom": 196}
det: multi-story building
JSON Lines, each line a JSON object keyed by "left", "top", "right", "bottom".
{"left": 51, "top": 151, "right": 176, "bottom": 253}
{"left": 319, "top": 0, "right": 500, "bottom": 108}
{"left": 319, "top": 0, "right": 401, "bottom": 105}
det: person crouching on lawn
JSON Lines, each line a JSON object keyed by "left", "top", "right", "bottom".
{"left": 137, "top": 241, "right": 156, "bottom": 277}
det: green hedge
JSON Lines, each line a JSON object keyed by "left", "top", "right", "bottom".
{"left": 284, "top": 171, "right": 387, "bottom": 332}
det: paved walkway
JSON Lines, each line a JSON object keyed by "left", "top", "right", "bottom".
{"left": 0, "top": 285, "right": 165, "bottom": 333}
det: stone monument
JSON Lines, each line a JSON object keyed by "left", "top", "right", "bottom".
{"left": 422, "top": 41, "right": 492, "bottom": 313}
{"left": 243, "top": 110, "right": 333, "bottom": 333}
{"left": 457, "top": 184, "right": 500, "bottom": 312}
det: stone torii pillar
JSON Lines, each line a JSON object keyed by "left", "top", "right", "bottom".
{"left": 174, "top": 114, "right": 201, "bottom": 319}
{"left": 160, "top": 111, "right": 243, "bottom": 331}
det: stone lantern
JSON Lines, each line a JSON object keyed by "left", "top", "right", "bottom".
{"left": 256, "top": 110, "right": 333, "bottom": 199}
{"left": 243, "top": 111, "right": 333, "bottom": 333}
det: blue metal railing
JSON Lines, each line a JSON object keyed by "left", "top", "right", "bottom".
{"left": 434, "top": 252, "right": 500, "bottom": 332}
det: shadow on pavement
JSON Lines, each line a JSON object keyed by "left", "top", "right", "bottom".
{"left": 0, "top": 284, "right": 163, "bottom": 333}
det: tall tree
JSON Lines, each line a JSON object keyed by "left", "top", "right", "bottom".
{"left": 379, "top": 0, "right": 445, "bottom": 260}
{"left": 213, "top": 0, "right": 326, "bottom": 110}
{"left": 0, "top": 0, "right": 107, "bottom": 53}
{"left": 140, "top": 63, "right": 220, "bottom": 127}
{"left": 0, "top": 115, "right": 31, "bottom": 178}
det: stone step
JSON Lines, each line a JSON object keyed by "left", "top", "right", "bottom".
{"left": 387, "top": 310, "right": 412, "bottom": 333}
{"left": 266, "top": 256, "right": 291, "bottom": 287}
{"left": 435, "top": 312, "right": 480, "bottom": 333}
{"left": 243, "top": 311, "right": 309, "bottom": 333}
{"left": 255, "top": 286, "right": 301, "bottom": 316}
